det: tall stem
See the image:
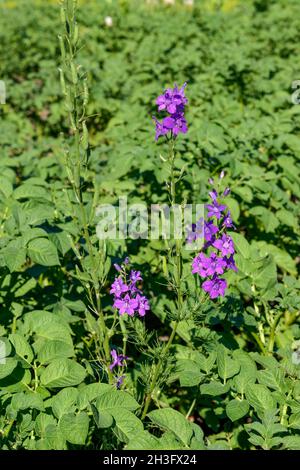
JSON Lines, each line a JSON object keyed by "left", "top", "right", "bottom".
{"left": 141, "top": 138, "right": 183, "bottom": 419}
{"left": 59, "top": 0, "right": 112, "bottom": 382}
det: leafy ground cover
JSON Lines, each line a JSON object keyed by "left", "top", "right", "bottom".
{"left": 0, "top": 0, "right": 300, "bottom": 450}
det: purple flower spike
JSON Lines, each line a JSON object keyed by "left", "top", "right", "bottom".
{"left": 153, "top": 83, "right": 188, "bottom": 140}
{"left": 202, "top": 275, "right": 227, "bottom": 299}
{"left": 156, "top": 82, "right": 188, "bottom": 114}
{"left": 213, "top": 234, "right": 235, "bottom": 256}
{"left": 110, "top": 264, "right": 150, "bottom": 318}
{"left": 191, "top": 180, "right": 238, "bottom": 300}
{"left": 109, "top": 349, "right": 128, "bottom": 371}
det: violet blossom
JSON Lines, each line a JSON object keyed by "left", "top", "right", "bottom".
{"left": 109, "top": 349, "right": 128, "bottom": 371}
{"left": 153, "top": 82, "right": 188, "bottom": 140}
{"left": 190, "top": 183, "right": 237, "bottom": 299}
{"left": 110, "top": 259, "right": 150, "bottom": 318}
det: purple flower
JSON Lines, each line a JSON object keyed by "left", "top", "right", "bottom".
{"left": 222, "top": 211, "right": 234, "bottom": 228}
{"left": 109, "top": 349, "right": 128, "bottom": 371}
{"left": 206, "top": 200, "right": 227, "bottom": 219}
{"left": 110, "top": 264, "right": 149, "bottom": 318}
{"left": 114, "top": 263, "right": 122, "bottom": 272}
{"left": 110, "top": 277, "right": 128, "bottom": 298}
{"left": 116, "top": 375, "right": 125, "bottom": 389}
{"left": 130, "top": 270, "right": 142, "bottom": 284}
{"left": 186, "top": 218, "right": 204, "bottom": 243}
{"left": 213, "top": 234, "right": 235, "bottom": 256}
{"left": 226, "top": 254, "right": 238, "bottom": 272}
{"left": 209, "top": 189, "right": 218, "bottom": 202}
{"left": 204, "top": 220, "right": 219, "bottom": 242}
{"left": 153, "top": 83, "right": 188, "bottom": 140}
{"left": 113, "top": 294, "right": 139, "bottom": 316}
{"left": 205, "top": 253, "right": 227, "bottom": 276}
{"left": 191, "top": 181, "right": 238, "bottom": 300}
{"left": 136, "top": 294, "right": 150, "bottom": 317}
{"left": 153, "top": 116, "right": 170, "bottom": 141}
{"left": 156, "top": 82, "right": 187, "bottom": 114}
{"left": 202, "top": 276, "right": 227, "bottom": 299}
{"left": 192, "top": 253, "right": 209, "bottom": 277}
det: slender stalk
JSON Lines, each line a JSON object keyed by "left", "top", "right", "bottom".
{"left": 185, "top": 398, "right": 197, "bottom": 420}
{"left": 59, "top": 0, "right": 113, "bottom": 382}
{"left": 268, "top": 311, "right": 284, "bottom": 353}
{"left": 141, "top": 138, "right": 183, "bottom": 419}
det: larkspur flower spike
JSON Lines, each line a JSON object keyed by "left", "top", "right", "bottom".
{"left": 189, "top": 181, "right": 237, "bottom": 299}
{"left": 153, "top": 82, "right": 188, "bottom": 141}
{"left": 110, "top": 259, "right": 150, "bottom": 317}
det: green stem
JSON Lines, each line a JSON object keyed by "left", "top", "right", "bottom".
{"left": 185, "top": 398, "right": 196, "bottom": 419}
{"left": 60, "top": 0, "right": 112, "bottom": 383}
{"left": 119, "top": 316, "right": 128, "bottom": 357}
{"left": 142, "top": 138, "right": 183, "bottom": 419}
{"left": 251, "top": 332, "right": 267, "bottom": 355}
{"left": 268, "top": 311, "right": 284, "bottom": 353}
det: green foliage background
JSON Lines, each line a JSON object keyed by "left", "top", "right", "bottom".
{"left": 0, "top": 0, "right": 300, "bottom": 450}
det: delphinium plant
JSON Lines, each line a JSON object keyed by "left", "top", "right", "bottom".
{"left": 59, "top": 0, "right": 114, "bottom": 381}
{"left": 138, "top": 83, "right": 238, "bottom": 421}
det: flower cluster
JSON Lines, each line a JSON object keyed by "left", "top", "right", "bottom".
{"left": 153, "top": 82, "right": 188, "bottom": 141}
{"left": 189, "top": 181, "right": 237, "bottom": 299}
{"left": 110, "top": 259, "right": 150, "bottom": 317}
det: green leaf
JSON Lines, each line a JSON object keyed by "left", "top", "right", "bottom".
{"left": 37, "top": 340, "right": 74, "bottom": 364}
{"left": 96, "top": 391, "right": 140, "bottom": 413}
{"left": 147, "top": 408, "right": 193, "bottom": 447}
{"left": 59, "top": 412, "right": 89, "bottom": 445}
{"left": 0, "top": 357, "right": 18, "bottom": 380}
{"left": 27, "top": 238, "right": 60, "bottom": 266}
{"left": 256, "top": 368, "right": 285, "bottom": 392}
{"left": 9, "top": 333, "right": 34, "bottom": 365}
{"left": 2, "top": 239, "right": 27, "bottom": 272}
{"left": 217, "top": 345, "right": 240, "bottom": 382}
{"left": 289, "top": 412, "right": 300, "bottom": 430}
{"left": 111, "top": 408, "right": 144, "bottom": 443}
{"left": 35, "top": 413, "right": 57, "bottom": 437}
{"left": 245, "top": 384, "right": 276, "bottom": 416}
{"left": 176, "top": 359, "right": 203, "bottom": 387}
{"left": 230, "top": 232, "right": 250, "bottom": 259}
{"left": 51, "top": 387, "right": 78, "bottom": 419}
{"left": 226, "top": 399, "right": 249, "bottom": 422}
{"left": 10, "top": 392, "right": 45, "bottom": 412}
{"left": 200, "top": 381, "right": 230, "bottom": 396}
{"left": 126, "top": 431, "right": 160, "bottom": 450}
{"left": 281, "top": 436, "right": 300, "bottom": 450}
{"left": 77, "top": 383, "right": 113, "bottom": 410}
{"left": 40, "top": 359, "right": 86, "bottom": 388}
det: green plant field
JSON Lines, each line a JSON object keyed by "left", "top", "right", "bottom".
{"left": 0, "top": 0, "right": 300, "bottom": 451}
